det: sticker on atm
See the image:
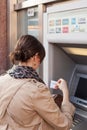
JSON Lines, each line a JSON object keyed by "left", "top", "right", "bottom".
{"left": 62, "top": 27, "right": 69, "bottom": 33}
{"left": 71, "top": 18, "right": 76, "bottom": 25}
{"left": 78, "top": 17, "right": 86, "bottom": 24}
{"left": 62, "top": 18, "right": 69, "bottom": 25}
{"left": 56, "top": 27, "right": 61, "bottom": 33}
{"left": 49, "top": 20, "right": 55, "bottom": 26}
{"left": 56, "top": 19, "right": 61, "bottom": 26}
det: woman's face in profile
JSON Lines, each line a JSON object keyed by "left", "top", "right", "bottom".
{"left": 33, "top": 54, "right": 41, "bottom": 70}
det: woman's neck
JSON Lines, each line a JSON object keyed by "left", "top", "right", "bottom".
{"left": 19, "top": 62, "right": 32, "bottom": 68}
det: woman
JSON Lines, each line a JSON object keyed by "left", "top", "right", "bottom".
{"left": 0, "top": 35, "right": 75, "bottom": 130}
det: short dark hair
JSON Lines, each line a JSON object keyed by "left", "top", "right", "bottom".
{"left": 9, "top": 35, "right": 45, "bottom": 64}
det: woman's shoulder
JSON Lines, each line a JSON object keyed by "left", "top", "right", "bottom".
{"left": 29, "top": 79, "right": 48, "bottom": 88}
{"left": 24, "top": 79, "right": 50, "bottom": 94}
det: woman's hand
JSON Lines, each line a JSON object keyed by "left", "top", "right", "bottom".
{"left": 54, "top": 78, "right": 69, "bottom": 104}
{"left": 54, "top": 79, "right": 67, "bottom": 90}
{"left": 57, "top": 79, "right": 68, "bottom": 91}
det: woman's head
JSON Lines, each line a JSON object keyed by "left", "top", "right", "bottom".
{"left": 9, "top": 35, "right": 45, "bottom": 68}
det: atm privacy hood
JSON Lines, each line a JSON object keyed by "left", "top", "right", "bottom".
{"left": 47, "top": 33, "right": 87, "bottom": 65}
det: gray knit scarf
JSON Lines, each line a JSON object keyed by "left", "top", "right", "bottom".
{"left": 7, "top": 65, "right": 45, "bottom": 84}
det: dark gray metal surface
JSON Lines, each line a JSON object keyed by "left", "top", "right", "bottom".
{"left": 72, "top": 121, "right": 87, "bottom": 130}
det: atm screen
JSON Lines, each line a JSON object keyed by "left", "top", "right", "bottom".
{"left": 75, "top": 77, "right": 87, "bottom": 101}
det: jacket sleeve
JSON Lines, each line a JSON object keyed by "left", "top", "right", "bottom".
{"left": 32, "top": 82, "right": 75, "bottom": 130}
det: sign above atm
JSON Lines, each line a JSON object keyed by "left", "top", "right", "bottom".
{"left": 48, "top": 8, "right": 87, "bottom": 34}
{"left": 46, "top": 0, "right": 87, "bottom": 44}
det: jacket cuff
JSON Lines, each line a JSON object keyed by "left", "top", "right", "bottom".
{"left": 61, "top": 102, "right": 76, "bottom": 117}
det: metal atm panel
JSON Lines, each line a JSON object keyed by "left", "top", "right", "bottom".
{"left": 43, "top": 1, "right": 87, "bottom": 129}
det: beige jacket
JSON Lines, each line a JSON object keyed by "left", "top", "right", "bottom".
{"left": 0, "top": 74, "right": 75, "bottom": 130}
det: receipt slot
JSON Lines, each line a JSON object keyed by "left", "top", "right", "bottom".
{"left": 43, "top": 1, "right": 87, "bottom": 129}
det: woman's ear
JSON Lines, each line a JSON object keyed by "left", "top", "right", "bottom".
{"left": 31, "top": 53, "right": 38, "bottom": 63}
{"left": 34, "top": 53, "right": 39, "bottom": 61}
{"left": 33, "top": 54, "right": 36, "bottom": 62}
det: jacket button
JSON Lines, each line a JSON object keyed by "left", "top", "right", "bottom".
{"left": 33, "top": 79, "right": 37, "bottom": 83}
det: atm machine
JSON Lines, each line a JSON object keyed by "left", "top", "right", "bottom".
{"left": 43, "top": 1, "right": 87, "bottom": 130}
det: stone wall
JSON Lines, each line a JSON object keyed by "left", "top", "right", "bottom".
{"left": 0, "top": 0, "right": 7, "bottom": 74}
